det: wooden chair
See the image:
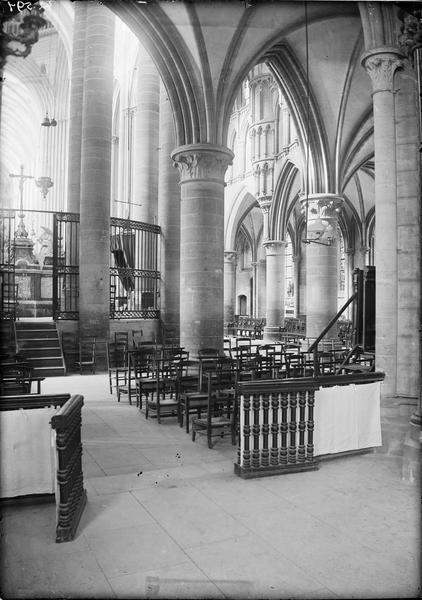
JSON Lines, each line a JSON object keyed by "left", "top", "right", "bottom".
{"left": 191, "top": 366, "right": 238, "bottom": 449}
{"left": 0, "top": 362, "right": 33, "bottom": 395}
{"left": 118, "top": 347, "right": 153, "bottom": 406}
{"left": 144, "top": 356, "right": 179, "bottom": 423}
{"left": 61, "top": 331, "right": 79, "bottom": 372}
{"left": 74, "top": 338, "right": 96, "bottom": 374}
{"left": 131, "top": 329, "right": 143, "bottom": 348}
{"left": 106, "top": 341, "right": 127, "bottom": 394}
{"left": 179, "top": 357, "right": 236, "bottom": 434}
{"left": 198, "top": 348, "right": 220, "bottom": 391}
{"left": 114, "top": 331, "right": 129, "bottom": 347}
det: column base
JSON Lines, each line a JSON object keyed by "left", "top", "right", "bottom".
{"left": 263, "top": 326, "right": 281, "bottom": 343}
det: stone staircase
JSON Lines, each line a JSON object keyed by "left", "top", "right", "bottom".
{"left": 15, "top": 321, "right": 66, "bottom": 377}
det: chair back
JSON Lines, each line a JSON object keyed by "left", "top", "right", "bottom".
{"left": 107, "top": 341, "right": 127, "bottom": 370}
{"left": 0, "top": 362, "right": 33, "bottom": 395}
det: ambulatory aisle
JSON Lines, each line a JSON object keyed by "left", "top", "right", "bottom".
{"left": 1, "top": 373, "right": 419, "bottom": 599}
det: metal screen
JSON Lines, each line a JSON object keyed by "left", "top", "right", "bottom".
{"left": 110, "top": 217, "right": 160, "bottom": 319}
{"left": 0, "top": 211, "right": 16, "bottom": 320}
{"left": 53, "top": 212, "right": 80, "bottom": 320}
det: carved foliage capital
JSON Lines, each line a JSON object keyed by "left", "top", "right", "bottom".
{"left": 263, "top": 239, "right": 286, "bottom": 257}
{"left": 224, "top": 251, "right": 238, "bottom": 265}
{"left": 257, "top": 196, "right": 272, "bottom": 214}
{"left": 172, "top": 145, "right": 234, "bottom": 183}
{"left": 362, "top": 50, "right": 403, "bottom": 92}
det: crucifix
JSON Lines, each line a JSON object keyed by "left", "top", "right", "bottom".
{"left": 9, "top": 164, "right": 34, "bottom": 238}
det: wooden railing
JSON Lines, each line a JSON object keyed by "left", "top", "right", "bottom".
{"left": 51, "top": 394, "right": 87, "bottom": 543}
{"left": 235, "top": 371, "right": 385, "bottom": 478}
{"left": 0, "top": 393, "right": 86, "bottom": 542}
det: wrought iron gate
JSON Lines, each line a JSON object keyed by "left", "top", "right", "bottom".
{"left": 53, "top": 212, "right": 79, "bottom": 320}
{"left": 0, "top": 211, "right": 16, "bottom": 320}
{"left": 110, "top": 217, "right": 160, "bottom": 319}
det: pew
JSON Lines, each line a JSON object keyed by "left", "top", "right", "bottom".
{"left": 0, "top": 393, "right": 87, "bottom": 542}
{"left": 234, "top": 371, "right": 385, "bottom": 478}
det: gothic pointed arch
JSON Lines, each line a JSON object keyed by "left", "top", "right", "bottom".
{"left": 108, "top": 0, "right": 207, "bottom": 146}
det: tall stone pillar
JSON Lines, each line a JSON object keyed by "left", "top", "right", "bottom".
{"left": 362, "top": 48, "right": 402, "bottom": 394}
{"left": 292, "top": 254, "right": 300, "bottom": 316}
{"left": 171, "top": 144, "right": 233, "bottom": 357}
{"left": 301, "top": 194, "right": 343, "bottom": 339}
{"left": 263, "top": 240, "right": 286, "bottom": 342}
{"left": 79, "top": 3, "right": 114, "bottom": 340}
{"left": 258, "top": 196, "right": 272, "bottom": 241}
{"left": 158, "top": 84, "right": 180, "bottom": 342}
{"left": 256, "top": 259, "right": 266, "bottom": 318}
{"left": 132, "top": 49, "right": 160, "bottom": 224}
{"left": 67, "top": 0, "right": 87, "bottom": 214}
{"left": 224, "top": 251, "right": 237, "bottom": 323}
{"left": 251, "top": 261, "right": 258, "bottom": 318}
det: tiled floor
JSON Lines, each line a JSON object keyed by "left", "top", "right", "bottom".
{"left": 1, "top": 373, "right": 420, "bottom": 599}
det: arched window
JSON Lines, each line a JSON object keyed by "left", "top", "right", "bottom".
{"left": 238, "top": 294, "right": 247, "bottom": 315}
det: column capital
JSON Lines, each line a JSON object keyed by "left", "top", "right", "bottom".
{"left": 171, "top": 144, "right": 233, "bottom": 184}
{"left": 263, "top": 239, "right": 286, "bottom": 256}
{"left": 300, "top": 193, "right": 343, "bottom": 212}
{"left": 224, "top": 250, "right": 238, "bottom": 264}
{"left": 361, "top": 47, "right": 403, "bottom": 93}
{"left": 300, "top": 194, "right": 343, "bottom": 245}
{"left": 257, "top": 195, "right": 272, "bottom": 213}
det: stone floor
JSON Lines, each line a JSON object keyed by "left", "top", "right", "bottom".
{"left": 1, "top": 373, "right": 420, "bottom": 599}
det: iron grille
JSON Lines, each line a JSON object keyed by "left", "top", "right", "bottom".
{"left": 53, "top": 212, "right": 79, "bottom": 320}
{"left": 110, "top": 217, "right": 160, "bottom": 319}
{"left": 0, "top": 211, "right": 16, "bottom": 320}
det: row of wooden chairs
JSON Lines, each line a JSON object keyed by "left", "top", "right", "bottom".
{"left": 109, "top": 346, "right": 237, "bottom": 449}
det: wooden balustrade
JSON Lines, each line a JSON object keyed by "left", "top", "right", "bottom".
{"left": 51, "top": 394, "right": 87, "bottom": 543}
{"left": 234, "top": 371, "right": 385, "bottom": 478}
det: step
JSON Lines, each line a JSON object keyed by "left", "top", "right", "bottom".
{"left": 15, "top": 321, "right": 56, "bottom": 330}
{"left": 32, "top": 365, "right": 66, "bottom": 378}
{"left": 18, "top": 347, "right": 63, "bottom": 359}
{"left": 16, "top": 330, "right": 59, "bottom": 339}
{"left": 25, "top": 356, "right": 64, "bottom": 369}
{"left": 17, "top": 338, "right": 60, "bottom": 350}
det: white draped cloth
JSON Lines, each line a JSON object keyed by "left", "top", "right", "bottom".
{"left": 313, "top": 381, "right": 382, "bottom": 456}
{"left": 0, "top": 407, "right": 58, "bottom": 498}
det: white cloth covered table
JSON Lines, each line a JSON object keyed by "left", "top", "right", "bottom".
{"left": 313, "top": 381, "right": 382, "bottom": 456}
{"left": 0, "top": 406, "right": 58, "bottom": 498}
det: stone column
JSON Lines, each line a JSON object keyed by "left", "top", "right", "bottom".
{"left": 67, "top": 0, "right": 87, "bottom": 213}
{"left": 251, "top": 261, "right": 258, "bottom": 318}
{"left": 79, "top": 3, "right": 114, "bottom": 340}
{"left": 258, "top": 196, "right": 272, "bottom": 241}
{"left": 132, "top": 49, "right": 160, "bottom": 223}
{"left": 257, "top": 258, "right": 266, "bottom": 317}
{"left": 158, "top": 83, "right": 180, "bottom": 342}
{"left": 362, "top": 48, "right": 402, "bottom": 394}
{"left": 263, "top": 240, "right": 286, "bottom": 342}
{"left": 292, "top": 254, "right": 300, "bottom": 316}
{"left": 224, "top": 251, "right": 237, "bottom": 323}
{"left": 172, "top": 144, "right": 233, "bottom": 357}
{"left": 301, "top": 194, "right": 343, "bottom": 339}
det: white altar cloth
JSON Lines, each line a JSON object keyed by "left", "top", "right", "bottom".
{"left": 0, "top": 407, "right": 58, "bottom": 498}
{"left": 313, "top": 381, "right": 382, "bottom": 456}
